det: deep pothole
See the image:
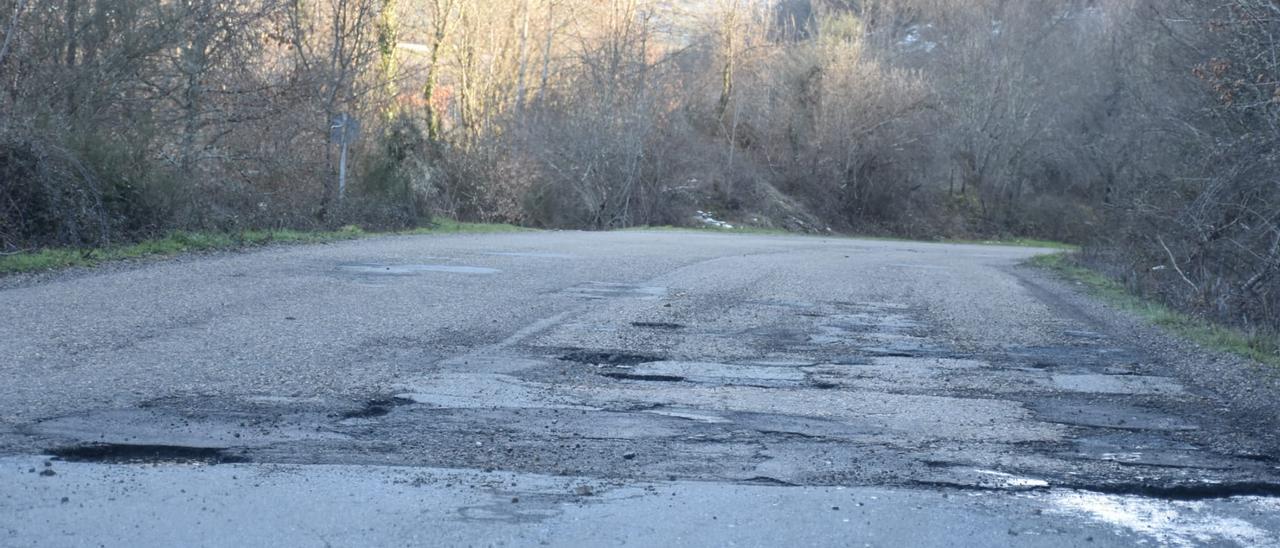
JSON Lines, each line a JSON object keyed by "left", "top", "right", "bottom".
{"left": 599, "top": 372, "right": 686, "bottom": 382}
{"left": 1059, "top": 480, "right": 1280, "bottom": 501}
{"left": 49, "top": 443, "right": 247, "bottom": 465}
{"left": 339, "top": 396, "right": 416, "bottom": 419}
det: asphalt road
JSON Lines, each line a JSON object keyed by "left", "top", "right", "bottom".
{"left": 1, "top": 230, "right": 1278, "bottom": 547}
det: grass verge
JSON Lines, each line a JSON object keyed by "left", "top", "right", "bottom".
{"left": 627, "top": 225, "right": 1078, "bottom": 249}
{"left": 0, "top": 220, "right": 529, "bottom": 275}
{"left": 624, "top": 225, "right": 795, "bottom": 236}
{"left": 947, "top": 238, "right": 1078, "bottom": 250}
{"left": 1030, "top": 252, "right": 1280, "bottom": 368}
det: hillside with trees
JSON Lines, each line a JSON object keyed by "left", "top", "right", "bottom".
{"left": 1, "top": 0, "right": 1277, "bottom": 336}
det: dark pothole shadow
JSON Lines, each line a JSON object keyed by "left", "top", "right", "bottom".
{"left": 631, "top": 322, "right": 686, "bottom": 330}
{"left": 599, "top": 372, "right": 686, "bottom": 382}
{"left": 338, "top": 397, "right": 416, "bottom": 420}
{"left": 1055, "top": 480, "right": 1280, "bottom": 501}
{"left": 48, "top": 443, "right": 248, "bottom": 465}
{"left": 559, "top": 349, "right": 665, "bottom": 366}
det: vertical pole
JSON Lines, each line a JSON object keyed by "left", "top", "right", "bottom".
{"left": 338, "top": 135, "right": 349, "bottom": 201}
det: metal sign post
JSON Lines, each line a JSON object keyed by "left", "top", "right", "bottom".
{"left": 329, "top": 113, "right": 362, "bottom": 201}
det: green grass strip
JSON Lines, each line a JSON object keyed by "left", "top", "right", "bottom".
{"left": 0, "top": 220, "right": 529, "bottom": 275}
{"left": 1030, "top": 252, "right": 1280, "bottom": 368}
{"left": 625, "top": 225, "right": 1078, "bottom": 247}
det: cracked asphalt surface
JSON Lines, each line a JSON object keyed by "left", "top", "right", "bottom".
{"left": 1, "top": 230, "right": 1278, "bottom": 547}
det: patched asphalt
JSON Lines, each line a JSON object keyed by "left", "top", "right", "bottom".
{"left": 1, "top": 231, "right": 1278, "bottom": 546}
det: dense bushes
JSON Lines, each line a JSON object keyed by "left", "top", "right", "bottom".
{"left": 1, "top": 0, "right": 1276, "bottom": 333}
{"left": 0, "top": 0, "right": 1107, "bottom": 252}
{"left": 1, "top": 135, "right": 112, "bottom": 248}
{"left": 1075, "top": 0, "right": 1280, "bottom": 335}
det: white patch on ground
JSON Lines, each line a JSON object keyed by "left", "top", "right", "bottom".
{"left": 1248, "top": 497, "right": 1280, "bottom": 513}
{"left": 1098, "top": 452, "right": 1145, "bottom": 464}
{"left": 899, "top": 24, "right": 937, "bottom": 52}
{"left": 695, "top": 211, "right": 734, "bottom": 229}
{"left": 642, "top": 409, "right": 732, "bottom": 424}
{"left": 1047, "top": 491, "right": 1279, "bottom": 547}
{"left": 974, "top": 470, "right": 1049, "bottom": 489}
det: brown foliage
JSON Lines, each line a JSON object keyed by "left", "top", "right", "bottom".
{"left": 1, "top": 0, "right": 1277, "bottom": 333}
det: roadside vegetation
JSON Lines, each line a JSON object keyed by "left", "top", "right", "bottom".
{"left": 0, "top": 220, "right": 524, "bottom": 274}
{"left": 1, "top": 1, "right": 1276, "bottom": 338}
{"left": 626, "top": 225, "right": 1078, "bottom": 249}
{"left": 1032, "top": 253, "right": 1280, "bottom": 368}
{"left": 949, "top": 239, "right": 1077, "bottom": 250}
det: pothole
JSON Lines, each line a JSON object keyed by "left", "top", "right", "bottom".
{"left": 560, "top": 350, "right": 663, "bottom": 366}
{"left": 1030, "top": 400, "right": 1200, "bottom": 431}
{"left": 1066, "top": 432, "right": 1262, "bottom": 471}
{"left": 49, "top": 443, "right": 247, "bottom": 465}
{"left": 619, "top": 361, "right": 806, "bottom": 385}
{"left": 340, "top": 397, "right": 416, "bottom": 419}
{"left": 862, "top": 349, "right": 919, "bottom": 358}
{"left": 600, "top": 372, "right": 686, "bottom": 382}
{"left": 631, "top": 322, "right": 685, "bottom": 330}
{"left": 740, "top": 476, "right": 799, "bottom": 486}
{"left": 1001, "top": 346, "right": 1142, "bottom": 372}
{"left": 1058, "top": 481, "right": 1280, "bottom": 501}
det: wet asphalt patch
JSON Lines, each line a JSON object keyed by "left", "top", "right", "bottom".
{"left": 560, "top": 350, "right": 663, "bottom": 366}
